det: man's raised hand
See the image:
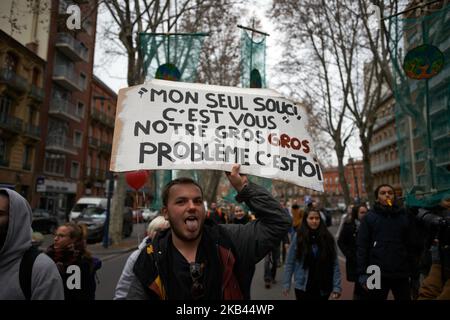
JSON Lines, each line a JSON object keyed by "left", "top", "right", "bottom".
{"left": 225, "top": 164, "right": 248, "bottom": 192}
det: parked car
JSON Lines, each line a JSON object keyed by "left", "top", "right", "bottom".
{"left": 69, "top": 197, "right": 108, "bottom": 221}
{"left": 75, "top": 206, "right": 133, "bottom": 243}
{"left": 31, "top": 231, "right": 44, "bottom": 248}
{"left": 31, "top": 209, "right": 58, "bottom": 234}
{"left": 142, "top": 208, "right": 159, "bottom": 222}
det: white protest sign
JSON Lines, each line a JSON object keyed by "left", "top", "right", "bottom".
{"left": 110, "top": 79, "right": 324, "bottom": 192}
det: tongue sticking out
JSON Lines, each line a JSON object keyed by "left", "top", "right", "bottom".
{"left": 186, "top": 219, "right": 199, "bottom": 232}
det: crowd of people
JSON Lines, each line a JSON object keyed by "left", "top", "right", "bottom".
{"left": 1, "top": 165, "right": 449, "bottom": 300}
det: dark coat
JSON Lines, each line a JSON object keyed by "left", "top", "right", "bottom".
{"left": 46, "top": 246, "right": 101, "bottom": 300}
{"left": 356, "top": 203, "right": 414, "bottom": 279}
{"left": 337, "top": 220, "right": 359, "bottom": 282}
{"left": 129, "top": 182, "right": 292, "bottom": 300}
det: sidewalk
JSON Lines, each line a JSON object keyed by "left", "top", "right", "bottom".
{"left": 88, "top": 238, "right": 140, "bottom": 261}
{"left": 87, "top": 222, "right": 148, "bottom": 261}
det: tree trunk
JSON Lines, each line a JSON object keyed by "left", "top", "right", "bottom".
{"left": 109, "top": 173, "right": 126, "bottom": 245}
{"left": 360, "top": 139, "right": 375, "bottom": 205}
{"left": 336, "top": 145, "right": 351, "bottom": 206}
{"left": 200, "top": 171, "right": 222, "bottom": 205}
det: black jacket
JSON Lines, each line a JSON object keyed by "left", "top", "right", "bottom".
{"left": 128, "top": 182, "right": 292, "bottom": 300}
{"left": 356, "top": 203, "right": 414, "bottom": 279}
{"left": 337, "top": 220, "right": 359, "bottom": 282}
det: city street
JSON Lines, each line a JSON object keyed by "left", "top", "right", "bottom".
{"left": 37, "top": 220, "right": 357, "bottom": 300}
{"left": 37, "top": 220, "right": 356, "bottom": 300}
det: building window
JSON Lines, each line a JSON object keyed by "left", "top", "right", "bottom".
{"left": 48, "top": 118, "right": 69, "bottom": 137}
{"left": 71, "top": 162, "right": 80, "bottom": 179}
{"left": 77, "top": 102, "right": 84, "bottom": 118}
{"left": 96, "top": 154, "right": 101, "bottom": 173}
{"left": 74, "top": 131, "right": 82, "bottom": 147}
{"left": 5, "top": 52, "right": 18, "bottom": 72}
{"left": 0, "top": 138, "right": 7, "bottom": 166}
{"left": 87, "top": 153, "right": 91, "bottom": 176}
{"left": 52, "top": 85, "right": 71, "bottom": 101}
{"left": 44, "top": 152, "right": 65, "bottom": 175}
{"left": 80, "top": 73, "right": 86, "bottom": 90}
{"left": 59, "top": 0, "right": 71, "bottom": 13}
{"left": 22, "top": 145, "right": 32, "bottom": 170}
{"left": 28, "top": 107, "right": 36, "bottom": 125}
{"left": 0, "top": 96, "right": 12, "bottom": 123}
{"left": 32, "top": 67, "right": 40, "bottom": 86}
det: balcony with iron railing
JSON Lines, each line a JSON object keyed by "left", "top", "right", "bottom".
{"left": 29, "top": 84, "right": 45, "bottom": 102}
{"left": 99, "top": 141, "right": 112, "bottom": 153}
{"left": 53, "top": 65, "right": 83, "bottom": 91}
{"left": 0, "top": 115, "right": 23, "bottom": 133}
{"left": 23, "top": 124, "right": 41, "bottom": 140}
{"left": 104, "top": 115, "right": 115, "bottom": 127}
{"left": 436, "top": 150, "right": 450, "bottom": 166}
{"left": 90, "top": 108, "right": 115, "bottom": 127}
{"left": 0, "top": 158, "right": 9, "bottom": 167}
{"left": 430, "top": 102, "right": 447, "bottom": 116}
{"left": 85, "top": 168, "right": 106, "bottom": 182}
{"left": 49, "top": 97, "right": 82, "bottom": 122}
{"left": 432, "top": 124, "right": 449, "bottom": 141}
{"left": 369, "top": 135, "right": 398, "bottom": 153}
{"left": 371, "top": 158, "right": 401, "bottom": 174}
{"left": 45, "top": 135, "right": 77, "bottom": 155}
{"left": 55, "top": 33, "right": 89, "bottom": 62}
{"left": 88, "top": 136, "right": 99, "bottom": 148}
{"left": 0, "top": 68, "right": 29, "bottom": 93}
{"left": 373, "top": 114, "right": 395, "bottom": 131}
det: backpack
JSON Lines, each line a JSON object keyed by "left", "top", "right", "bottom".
{"left": 19, "top": 246, "right": 42, "bottom": 300}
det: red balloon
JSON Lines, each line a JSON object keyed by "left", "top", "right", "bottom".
{"left": 125, "top": 170, "right": 149, "bottom": 190}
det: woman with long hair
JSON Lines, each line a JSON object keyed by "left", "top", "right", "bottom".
{"left": 282, "top": 208, "right": 341, "bottom": 300}
{"left": 46, "top": 222, "right": 101, "bottom": 300}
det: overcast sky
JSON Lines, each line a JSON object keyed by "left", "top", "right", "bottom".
{"left": 93, "top": 0, "right": 280, "bottom": 92}
{"left": 93, "top": 0, "right": 362, "bottom": 164}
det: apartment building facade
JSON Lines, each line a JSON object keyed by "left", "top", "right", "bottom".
{"left": 322, "top": 159, "right": 367, "bottom": 206}
{"left": 0, "top": 30, "right": 46, "bottom": 202}
{"left": 33, "top": 0, "right": 98, "bottom": 217}
{"left": 85, "top": 75, "right": 117, "bottom": 197}
{"left": 369, "top": 93, "right": 402, "bottom": 195}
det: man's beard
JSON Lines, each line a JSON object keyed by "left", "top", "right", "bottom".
{"left": 169, "top": 217, "right": 203, "bottom": 242}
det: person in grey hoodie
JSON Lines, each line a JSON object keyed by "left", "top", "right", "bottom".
{"left": 0, "top": 188, "right": 64, "bottom": 300}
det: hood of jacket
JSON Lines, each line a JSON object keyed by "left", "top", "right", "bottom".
{"left": 0, "top": 188, "right": 33, "bottom": 269}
